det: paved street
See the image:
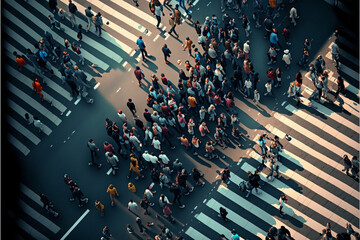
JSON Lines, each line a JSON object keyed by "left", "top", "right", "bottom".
{"left": 2, "top": 0, "right": 359, "bottom": 239}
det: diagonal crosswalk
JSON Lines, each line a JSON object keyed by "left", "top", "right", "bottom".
{"left": 3, "top": 0, "right": 168, "bottom": 157}
{"left": 185, "top": 31, "right": 358, "bottom": 240}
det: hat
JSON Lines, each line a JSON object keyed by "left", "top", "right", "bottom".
{"left": 284, "top": 49, "right": 289, "bottom": 54}
{"left": 118, "top": 110, "right": 122, "bottom": 114}
{"left": 205, "top": 16, "right": 210, "bottom": 20}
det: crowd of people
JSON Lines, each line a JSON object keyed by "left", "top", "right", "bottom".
{"left": 12, "top": 0, "right": 356, "bottom": 239}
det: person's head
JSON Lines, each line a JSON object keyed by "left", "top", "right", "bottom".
{"left": 139, "top": 36, "right": 142, "bottom": 40}
{"left": 128, "top": 98, "right": 132, "bottom": 102}
{"left": 109, "top": 184, "right": 113, "bottom": 189}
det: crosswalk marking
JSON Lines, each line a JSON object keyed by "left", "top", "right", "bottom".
{"left": 19, "top": 200, "right": 60, "bottom": 233}
{"left": 299, "top": 91, "right": 359, "bottom": 133}
{"left": 217, "top": 184, "right": 309, "bottom": 240}
{"left": 7, "top": 65, "right": 67, "bottom": 114}
{"left": 206, "top": 197, "right": 267, "bottom": 239}
{"left": 339, "top": 63, "right": 360, "bottom": 81}
{"left": 266, "top": 124, "right": 345, "bottom": 173}
{"left": 7, "top": 82, "right": 62, "bottom": 126}
{"left": 226, "top": 170, "right": 329, "bottom": 237}
{"left": 241, "top": 162, "right": 358, "bottom": 233}
{"left": 195, "top": 212, "right": 246, "bottom": 240}
{"left": 113, "top": 0, "right": 159, "bottom": 26}
{"left": 284, "top": 103, "right": 358, "bottom": 150}
{"left": 185, "top": 226, "right": 211, "bottom": 240}
{"left": 30, "top": 0, "right": 124, "bottom": 63}
{"left": 249, "top": 151, "right": 358, "bottom": 217}
{"left": 3, "top": 4, "right": 109, "bottom": 71}
{"left": 273, "top": 112, "right": 354, "bottom": 159}
{"left": 7, "top": 99, "right": 52, "bottom": 136}
{"left": 20, "top": 183, "right": 43, "bottom": 207}
{"left": 8, "top": 133, "right": 30, "bottom": 156}
{"left": 328, "top": 42, "right": 359, "bottom": 66}
{"left": 277, "top": 148, "right": 358, "bottom": 199}
{"left": 324, "top": 70, "right": 359, "bottom": 98}
{"left": 6, "top": 115, "right": 41, "bottom": 145}
{"left": 12, "top": 213, "right": 50, "bottom": 240}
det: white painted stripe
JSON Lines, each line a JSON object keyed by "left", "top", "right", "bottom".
{"left": 7, "top": 65, "right": 67, "bottom": 114}
{"left": 122, "top": 62, "right": 128, "bottom": 67}
{"left": 162, "top": 26, "right": 167, "bottom": 31}
{"left": 206, "top": 197, "right": 267, "bottom": 239}
{"left": 4, "top": 46, "right": 73, "bottom": 101}
{"left": 195, "top": 213, "right": 243, "bottom": 240}
{"left": 340, "top": 64, "right": 359, "bottom": 81}
{"left": 8, "top": 100, "right": 52, "bottom": 136}
{"left": 227, "top": 170, "right": 329, "bottom": 236}
{"left": 57, "top": 0, "right": 134, "bottom": 54}
{"left": 249, "top": 151, "right": 358, "bottom": 217}
{"left": 218, "top": 185, "right": 309, "bottom": 240}
{"left": 192, "top": 0, "right": 200, "bottom": 6}
{"left": 326, "top": 70, "right": 360, "bottom": 98}
{"left": 31, "top": 0, "right": 123, "bottom": 63}
{"left": 74, "top": 97, "right": 81, "bottom": 105}
{"left": 20, "top": 183, "right": 43, "bottom": 206}
{"left": 164, "top": 33, "right": 170, "bottom": 40}
{"left": 83, "top": 0, "right": 151, "bottom": 38}
{"left": 93, "top": 82, "right": 100, "bottom": 90}
{"left": 185, "top": 226, "right": 211, "bottom": 240}
{"left": 8, "top": 133, "right": 30, "bottom": 156}
{"left": 168, "top": 0, "right": 189, "bottom": 16}
{"left": 7, "top": 82, "right": 62, "bottom": 126}
{"left": 66, "top": 110, "right": 72, "bottom": 117}
{"left": 282, "top": 104, "right": 359, "bottom": 151}
{"left": 153, "top": 35, "right": 160, "bottom": 42}
{"left": 16, "top": 217, "right": 49, "bottom": 240}
{"left": 3, "top": 6, "right": 109, "bottom": 71}
{"left": 7, "top": 115, "right": 41, "bottom": 145}
{"left": 327, "top": 42, "right": 359, "bottom": 66}
{"left": 241, "top": 162, "right": 359, "bottom": 233}
{"left": 19, "top": 200, "right": 60, "bottom": 233}
{"left": 112, "top": 0, "right": 158, "bottom": 25}
{"left": 107, "top": 168, "right": 112, "bottom": 175}
{"left": 266, "top": 124, "right": 344, "bottom": 173}
{"left": 277, "top": 148, "right": 358, "bottom": 200}
{"left": 299, "top": 88, "right": 359, "bottom": 133}
{"left": 283, "top": 104, "right": 358, "bottom": 150}
{"left": 60, "top": 209, "right": 90, "bottom": 240}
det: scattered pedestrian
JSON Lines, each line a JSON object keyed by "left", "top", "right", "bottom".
{"left": 68, "top": 0, "right": 77, "bottom": 28}
{"left": 85, "top": 6, "right": 94, "bottom": 32}
{"left": 136, "top": 36, "right": 149, "bottom": 61}
{"left": 95, "top": 200, "right": 104, "bottom": 216}
{"left": 94, "top": 12, "right": 103, "bottom": 37}
{"left": 106, "top": 184, "right": 119, "bottom": 206}
{"left": 87, "top": 139, "right": 102, "bottom": 167}
{"left": 162, "top": 44, "right": 171, "bottom": 64}
{"left": 183, "top": 37, "right": 193, "bottom": 56}
{"left": 101, "top": 226, "right": 112, "bottom": 240}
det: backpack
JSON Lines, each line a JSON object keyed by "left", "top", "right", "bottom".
{"left": 239, "top": 181, "right": 246, "bottom": 191}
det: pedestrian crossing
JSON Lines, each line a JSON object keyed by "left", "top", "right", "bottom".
{"left": 3, "top": 0, "right": 175, "bottom": 156}
{"left": 184, "top": 32, "right": 359, "bottom": 240}
{"left": 9, "top": 183, "right": 61, "bottom": 239}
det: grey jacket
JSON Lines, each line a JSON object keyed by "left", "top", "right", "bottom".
{"left": 87, "top": 141, "right": 98, "bottom": 151}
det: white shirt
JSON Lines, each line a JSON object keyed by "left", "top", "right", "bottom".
{"left": 149, "top": 154, "right": 158, "bottom": 164}
{"left": 155, "top": 5, "right": 162, "bottom": 16}
{"left": 265, "top": 82, "right": 272, "bottom": 92}
{"left": 282, "top": 53, "right": 291, "bottom": 64}
{"left": 289, "top": 7, "right": 297, "bottom": 18}
{"left": 279, "top": 197, "right": 286, "bottom": 207}
{"left": 128, "top": 202, "right": 138, "bottom": 211}
{"left": 243, "top": 43, "right": 250, "bottom": 53}
{"left": 245, "top": 80, "right": 252, "bottom": 88}
{"left": 142, "top": 152, "right": 152, "bottom": 162}
{"left": 34, "top": 120, "right": 44, "bottom": 130}
{"left": 159, "top": 154, "right": 170, "bottom": 164}
{"left": 152, "top": 139, "right": 161, "bottom": 149}
{"left": 117, "top": 112, "right": 127, "bottom": 122}
{"left": 254, "top": 92, "right": 260, "bottom": 101}
{"left": 144, "top": 189, "right": 153, "bottom": 199}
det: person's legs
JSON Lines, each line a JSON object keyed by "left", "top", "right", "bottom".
{"left": 156, "top": 15, "right": 161, "bottom": 27}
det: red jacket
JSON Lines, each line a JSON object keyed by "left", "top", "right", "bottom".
{"left": 267, "top": 70, "right": 276, "bottom": 80}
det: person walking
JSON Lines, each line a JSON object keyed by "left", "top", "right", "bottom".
{"left": 243, "top": 40, "right": 250, "bottom": 59}
{"left": 162, "top": 44, "right": 171, "bottom": 64}
{"left": 32, "top": 78, "right": 45, "bottom": 101}
{"left": 136, "top": 217, "right": 146, "bottom": 235}
{"left": 342, "top": 155, "right": 352, "bottom": 175}
{"left": 33, "top": 116, "right": 45, "bottom": 133}
{"left": 87, "top": 139, "right": 102, "bottom": 167}
{"left": 94, "top": 12, "right": 103, "bottom": 37}
{"left": 289, "top": 7, "right": 299, "bottom": 26}
{"left": 73, "top": 186, "right": 89, "bottom": 207}
{"left": 85, "top": 6, "right": 94, "bottom": 32}
{"left": 218, "top": 207, "right": 229, "bottom": 221}
{"left": 13, "top": 51, "right": 26, "bottom": 71}
{"left": 129, "top": 154, "right": 145, "bottom": 180}
{"left": 68, "top": 0, "right": 77, "bottom": 28}
{"left": 95, "top": 200, "right": 105, "bottom": 216}
{"left": 134, "top": 66, "right": 145, "bottom": 87}
{"left": 174, "top": 5, "right": 181, "bottom": 25}
{"left": 128, "top": 182, "right": 136, "bottom": 192}
{"left": 279, "top": 194, "right": 287, "bottom": 217}
{"left": 140, "top": 196, "right": 152, "bottom": 215}
{"left": 71, "top": 42, "right": 85, "bottom": 65}
{"left": 128, "top": 199, "right": 139, "bottom": 212}
{"left": 192, "top": 168, "right": 205, "bottom": 186}
{"left": 154, "top": 1, "right": 165, "bottom": 28}
{"left": 282, "top": 49, "right": 291, "bottom": 69}
{"left": 183, "top": 37, "right": 193, "bottom": 56}
{"left": 101, "top": 226, "right": 112, "bottom": 240}
{"left": 221, "top": 167, "right": 231, "bottom": 183}
{"left": 49, "top": 0, "right": 57, "bottom": 13}
{"left": 282, "top": 26, "right": 291, "bottom": 45}
{"left": 127, "top": 98, "right": 137, "bottom": 116}
{"left": 170, "top": 183, "right": 185, "bottom": 208}
{"left": 168, "top": 13, "right": 179, "bottom": 38}
{"left": 105, "top": 152, "right": 119, "bottom": 175}
{"left": 106, "top": 184, "right": 119, "bottom": 207}
{"left": 136, "top": 36, "right": 149, "bottom": 61}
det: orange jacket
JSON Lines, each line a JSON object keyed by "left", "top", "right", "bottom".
{"left": 32, "top": 81, "right": 42, "bottom": 93}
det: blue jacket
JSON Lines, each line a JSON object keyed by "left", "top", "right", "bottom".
{"left": 270, "top": 32, "right": 278, "bottom": 44}
{"left": 136, "top": 39, "right": 145, "bottom": 50}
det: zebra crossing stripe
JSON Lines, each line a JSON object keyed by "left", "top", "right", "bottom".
{"left": 6, "top": 115, "right": 41, "bottom": 145}
{"left": 328, "top": 42, "right": 359, "bottom": 66}
{"left": 241, "top": 162, "right": 359, "bottom": 233}
{"left": 249, "top": 151, "right": 359, "bottom": 217}
{"left": 284, "top": 103, "right": 358, "bottom": 150}
{"left": 19, "top": 200, "right": 60, "bottom": 233}
{"left": 266, "top": 124, "right": 344, "bottom": 173}
{"left": 227, "top": 170, "right": 329, "bottom": 236}
{"left": 12, "top": 213, "right": 50, "bottom": 240}
{"left": 7, "top": 82, "right": 62, "bottom": 126}
{"left": 217, "top": 184, "right": 310, "bottom": 240}
{"left": 273, "top": 112, "right": 354, "bottom": 159}
{"left": 206, "top": 197, "right": 267, "bottom": 239}
{"left": 3, "top": 5, "right": 109, "bottom": 71}
{"left": 322, "top": 70, "right": 360, "bottom": 98}
{"left": 185, "top": 226, "right": 211, "bottom": 240}
{"left": 277, "top": 148, "right": 358, "bottom": 200}
{"left": 20, "top": 183, "right": 43, "bottom": 207}
{"left": 7, "top": 99, "right": 52, "bottom": 136}
{"left": 339, "top": 64, "right": 359, "bottom": 81}
{"left": 297, "top": 94, "right": 359, "bottom": 134}
{"left": 195, "top": 212, "right": 246, "bottom": 240}
{"left": 8, "top": 133, "right": 30, "bottom": 156}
